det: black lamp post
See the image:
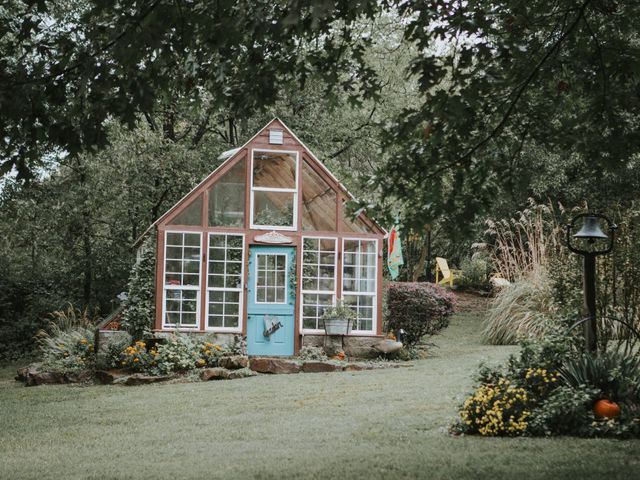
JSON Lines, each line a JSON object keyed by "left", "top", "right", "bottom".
{"left": 566, "top": 213, "right": 617, "bottom": 353}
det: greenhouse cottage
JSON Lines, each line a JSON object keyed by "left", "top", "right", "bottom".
{"left": 136, "top": 119, "right": 386, "bottom": 357}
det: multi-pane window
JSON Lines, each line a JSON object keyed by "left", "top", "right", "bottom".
{"left": 207, "top": 234, "right": 244, "bottom": 330}
{"left": 255, "top": 253, "right": 287, "bottom": 303}
{"left": 342, "top": 239, "right": 377, "bottom": 332}
{"left": 251, "top": 150, "right": 298, "bottom": 229}
{"left": 163, "top": 232, "right": 202, "bottom": 328}
{"left": 301, "top": 237, "right": 337, "bottom": 330}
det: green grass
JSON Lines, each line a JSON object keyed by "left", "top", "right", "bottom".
{"left": 1, "top": 302, "right": 639, "bottom": 480}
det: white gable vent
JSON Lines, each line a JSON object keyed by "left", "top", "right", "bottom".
{"left": 269, "top": 129, "right": 284, "bottom": 144}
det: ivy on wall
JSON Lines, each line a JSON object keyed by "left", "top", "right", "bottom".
{"left": 121, "top": 236, "right": 156, "bottom": 340}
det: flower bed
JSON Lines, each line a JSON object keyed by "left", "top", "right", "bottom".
{"left": 453, "top": 327, "right": 640, "bottom": 438}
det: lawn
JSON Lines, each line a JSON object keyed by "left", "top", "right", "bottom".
{"left": 1, "top": 297, "right": 639, "bottom": 480}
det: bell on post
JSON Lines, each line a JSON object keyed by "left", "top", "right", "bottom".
{"left": 573, "top": 215, "right": 608, "bottom": 242}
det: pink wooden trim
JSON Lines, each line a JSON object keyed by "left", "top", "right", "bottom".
{"left": 377, "top": 243, "right": 384, "bottom": 336}
{"left": 241, "top": 236, "right": 249, "bottom": 336}
{"left": 154, "top": 230, "right": 165, "bottom": 331}
{"left": 293, "top": 236, "right": 301, "bottom": 354}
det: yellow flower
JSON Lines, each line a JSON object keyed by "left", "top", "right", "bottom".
{"left": 133, "top": 358, "right": 139, "bottom": 363}
{"left": 214, "top": 345, "right": 223, "bottom": 352}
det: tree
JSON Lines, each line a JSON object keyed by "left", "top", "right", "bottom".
{"left": 0, "top": 0, "right": 381, "bottom": 179}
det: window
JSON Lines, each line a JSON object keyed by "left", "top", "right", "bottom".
{"left": 163, "top": 232, "right": 202, "bottom": 328}
{"left": 206, "top": 233, "right": 244, "bottom": 330}
{"left": 251, "top": 150, "right": 298, "bottom": 230}
{"left": 208, "top": 158, "right": 245, "bottom": 227}
{"left": 301, "top": 161, "right": 337, "bottom": 231}
{"left": 168, "top": 194, "right": 203, "bottom": 226}
{"left": 342, "top": 239, "right": 377, "bottom": 332}
{"left": 301, "top": 237, "right": 337, "bottom": 330}
{"left": 255, "top": 253, "right": 287, "bottom": 303}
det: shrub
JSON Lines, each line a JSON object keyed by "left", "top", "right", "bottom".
{"left": 96, "top": 331, "right": 132, "bottom": 369}
{"left": 458, "top": 254, "right": 491, "bottom": 290}
{"left": 39, "top": 327, "right": 96, "bottom": 373}
{"left": 299, "top": 346, "right": 328, "bottom": 361}
{"left": 559, "top": 350, "right": 640, "bottom": 405}
{"left": 482, "top": 267, "right": 557, "bottom": 345}
{"left": 121, "top": 237, "right": 156, "bottom": 340}
{"left": 527, "top": 385, "right": 601, "bottom": 436}
{"left": 457, "top": 325, "right": 640, "bottom": 437}
{"left": 120, "top": 340, "right": 156, "bottom": 371}
{"left": 116, "top": 334, "right": 234, "bottom": 375}
{"left": 37, "top": 305, "right": 98, "bottom": 373}
{"left": 386, "top": 282, "right": 454, "bottom": 346}
{"left": 459, "top": 378, "right": 531, "bottom": 436}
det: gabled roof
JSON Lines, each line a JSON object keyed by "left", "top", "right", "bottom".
{"left": 134, "top": 117, "right": 385, "bottom": 246}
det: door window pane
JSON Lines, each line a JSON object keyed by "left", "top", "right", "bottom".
{"left": 255, "top": 253, "right": 287, "bottom": 304}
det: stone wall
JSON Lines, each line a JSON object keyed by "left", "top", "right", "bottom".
{"left": 301, "top": 334, "right": 382, "bottom": 358}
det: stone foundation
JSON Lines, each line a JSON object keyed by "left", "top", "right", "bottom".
{"left": 300, "top": 335, "right": 383, "bottom": 359}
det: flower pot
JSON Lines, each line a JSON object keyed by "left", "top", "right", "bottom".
{"left": 323, "top": 318, "right": 352, "bottom": 336}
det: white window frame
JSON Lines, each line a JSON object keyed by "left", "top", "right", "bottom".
{"left": 250, "top": 148, "right": 299, "bottom": 231}
{"left": 254, "top": 252, "right": 289, "bottom": 305}
{"left": 205, "top": 232, "right": 245, "bottom": 333}
{"left": 162, "top": 230, "right": 202, "bottom": 330}
{"left": 341, "top": 237, "right": 378, "bottom": 335}
{"left": 300, "top": 236, "right": 338, "bottom": 334}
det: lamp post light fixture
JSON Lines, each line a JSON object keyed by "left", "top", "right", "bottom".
{"left": 566, "top": 213, "right": 617, "bottom": 353}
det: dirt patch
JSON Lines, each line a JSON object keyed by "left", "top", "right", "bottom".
{"left": 453, "top": 291, "right": 491, "bottom": 313}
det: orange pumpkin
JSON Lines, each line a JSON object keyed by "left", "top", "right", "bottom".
{"left": 594, "top": 399, "right": 621, "bottom": 419}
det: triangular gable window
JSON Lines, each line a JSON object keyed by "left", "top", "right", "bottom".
{"left": 342, "top": 202, "right": 375, "bottom": 234}
{"left": 168, "top": 194, "right": 203, "bottom": 226}
{"left": 301, "top": 160, "right": 336, "bottom": 231}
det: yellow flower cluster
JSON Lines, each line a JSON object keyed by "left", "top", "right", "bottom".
{"left": 525, "top": 367, "right": 558, "bottom": 383}
{"left": 460, "top": 379, "right": 530, "bottom": 436}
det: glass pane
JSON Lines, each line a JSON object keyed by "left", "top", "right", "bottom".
{"left": 209, "top": 316, "right": 223, "bottom": 327}
{"left": 210, "top": 291, "right": 224, "bottom": 303}
{"left": 253, "top": 191, "right": 294, "bottom": 227}
{"left": 208, "top": 158, "right": 246, "bottom": 227}
{"left": 181, "top": 313, "right": 197, "bottom": 326}
{"left": 210, "top": 275, "right": 224, "bottom": 288}
{"left": 210, "top": 248, "right": 225, "bottom": 261}
{"left": 253, "top": 151, "right": 296, "bottom": 189}
{"left": 166, "top": 232, "right": 182, "bottom": 246}
{"left": 303, "top": 238, "right": 319, "bottom": 251}
{"left": 183, "top": 274, "right": 200, "bottom": 286}
{"left": 301, "top": 161, "right": 337, "bottom": 231}
{"left": 224, "top": 315, "right": 239, "bottom": 328}
{"left": 168, "top": 194, "right": 203, "bottom": 226}
{"left": 166, "top": 247, "right": 182, "bottom": 260}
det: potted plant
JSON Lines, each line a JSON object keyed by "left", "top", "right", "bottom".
{"left": 322, "top": 300, "right": 356, "bottom": 335}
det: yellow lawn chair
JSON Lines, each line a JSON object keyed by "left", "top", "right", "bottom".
{"left": 435, "top": 257, "right": 460, "bottom": 287}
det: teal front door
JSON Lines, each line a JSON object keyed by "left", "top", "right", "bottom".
{"left": 246, "top": 246, "right": 295, "bottom": 356}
